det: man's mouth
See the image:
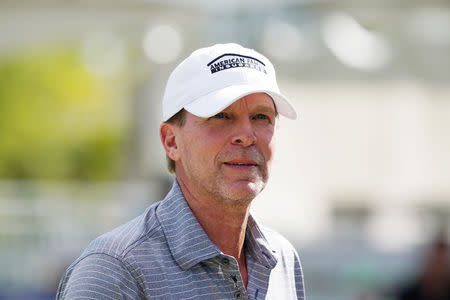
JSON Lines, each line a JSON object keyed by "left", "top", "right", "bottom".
{"left": 223, "top": 160, "right": 258, "bottom": 167}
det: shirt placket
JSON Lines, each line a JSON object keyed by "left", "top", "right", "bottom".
{"left": 219, "top": 255, "right": 249, "bottom": 300}
{"left": 245, "top": 247, "right": 276, "bottom": 300}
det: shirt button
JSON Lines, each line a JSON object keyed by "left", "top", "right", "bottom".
{"left": 231, "top": 275, "right": 237, "bottom": 283}
{"left": 234, "top": 291, "right": 242, "bottom": 299}
{"left": 222, "top": 257, "right": 230, "bottom": 265}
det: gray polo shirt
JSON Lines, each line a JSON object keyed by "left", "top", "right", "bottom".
{"left": 57, "top": 179, "right": 305, "bottom": 299}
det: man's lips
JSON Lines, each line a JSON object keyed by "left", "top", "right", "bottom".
{"left": 223, "top": 160, "right": 258, "bottom": 167}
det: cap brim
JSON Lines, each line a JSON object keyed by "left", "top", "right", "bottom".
{"left": 184, "top": 84, "right": 298, "bottom": 120}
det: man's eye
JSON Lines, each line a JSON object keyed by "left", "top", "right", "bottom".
{"left": 213, "top": 113, "right": 226, "bottom": 119}
{"left": 255, "top": 114, "right": 268, "bottom": 120}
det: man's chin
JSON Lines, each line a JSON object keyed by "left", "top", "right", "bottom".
{"left": 219, "top": 180, "right": 265, "bottom": 204}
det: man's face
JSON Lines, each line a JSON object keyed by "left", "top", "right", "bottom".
{"left": 173, "top": 93, "right": 277, "bottom": 206}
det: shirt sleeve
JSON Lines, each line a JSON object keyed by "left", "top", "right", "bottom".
{"left": 56, "top": 253, "right": 141, "bottom": 300}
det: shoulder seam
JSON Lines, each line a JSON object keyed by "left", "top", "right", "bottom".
{"left": 120, "top": 220, "right": 163, "bottom": 257}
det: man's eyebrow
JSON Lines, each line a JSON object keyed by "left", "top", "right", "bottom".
{"left": 220, "top": 105, "right": 277, "bottom": 115}
{"left": 250, "top": 105, "right": 276, "bottom": 114}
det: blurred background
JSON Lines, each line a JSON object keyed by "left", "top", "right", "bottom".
{"left": 1, "top": 0, "right": 449, "bottom": 299}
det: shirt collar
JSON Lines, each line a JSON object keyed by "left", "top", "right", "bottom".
{"left": 156, "top": 179, "right": 278, "bottom": 270}
{"left": 245, "top": 215, "right": 278, "bottom": 269}
{"left": 156, "top": 179, "right": 220, "bottom": 270}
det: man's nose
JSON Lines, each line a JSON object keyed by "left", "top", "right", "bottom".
{"left": 231, "top": 118, "right": 257, "bottom": 147}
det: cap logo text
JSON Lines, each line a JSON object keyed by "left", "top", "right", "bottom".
{"left": 207, "top": 53, "right": 267, "bottom": 74}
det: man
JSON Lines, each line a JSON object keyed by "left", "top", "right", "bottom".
{"left": 57, "top": 43, "right": 305, "bottom": 299}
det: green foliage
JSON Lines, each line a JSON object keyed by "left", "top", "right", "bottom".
{"left": 0, "top": 45, "right": 127, "bottom": 180}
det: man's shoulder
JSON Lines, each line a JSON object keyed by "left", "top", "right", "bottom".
{"left": 80, "top": 200, "right": 166, "bottom": 260}
{"left": 57, "top": 200, "right": 169, "bottom": 299}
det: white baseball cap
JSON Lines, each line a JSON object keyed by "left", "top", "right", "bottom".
{"left": 162, "top": 43, "right": 297, "bottom": 121}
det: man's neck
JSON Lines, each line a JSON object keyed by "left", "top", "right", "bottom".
{"left": 177, "top": 177, "right": 250, "bottom": 286}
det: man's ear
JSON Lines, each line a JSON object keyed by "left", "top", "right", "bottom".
{"left": 160, "top": 123, "right": 180, "bottom": 161}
